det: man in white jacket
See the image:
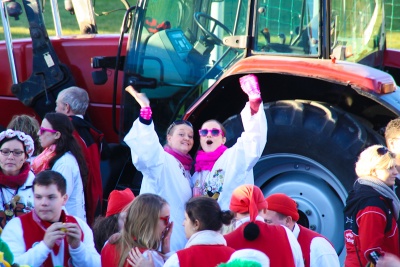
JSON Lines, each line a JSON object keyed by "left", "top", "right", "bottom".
{"left": 2, "top": 170, "right": 100, "bottom": 267}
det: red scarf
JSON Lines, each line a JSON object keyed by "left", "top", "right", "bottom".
{"left": 194, "top": 145, "right": 228, "bottom": 172}
{"left": 20, "top": 210, "right": 84, "bottom": 267}
{"left": 0, "top": 162, "right": 30, "bottom": 189}
{"left": 31, "top": 145, "right": 56, "bottom": 174}
{"left": 164, "top": 145, "right": 193, "bottom": 171}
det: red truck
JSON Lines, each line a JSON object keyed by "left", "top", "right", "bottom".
{"left": 1, "top": 0, "right": 400, "bottom": 261}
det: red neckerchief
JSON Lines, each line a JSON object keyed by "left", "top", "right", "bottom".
{"left": 164, "top": 145, "right": 193, "bottom": 171}
{"left": 194, "top": 145, "right": 228, "bottom": 172}
{"left": 31, "top": 145, "right": 56, "bottom": 174}
{"left": 0, "top": 162, "right": 30, "bottom": 189}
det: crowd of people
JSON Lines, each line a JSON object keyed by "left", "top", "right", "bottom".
{"left": 0, "top": 74, "right": 399, "bottom": 267}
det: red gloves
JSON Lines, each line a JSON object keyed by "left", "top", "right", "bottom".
{"left": 239, "top": 74, "right": 262, "bottom": 115}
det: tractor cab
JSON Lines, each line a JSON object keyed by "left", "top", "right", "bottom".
{"left": 98, "top": 0, "right": 389, "bottom": 140}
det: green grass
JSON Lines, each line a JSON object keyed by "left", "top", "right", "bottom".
{"left": 1, "top": 0, "right": 123, "bottom": 38}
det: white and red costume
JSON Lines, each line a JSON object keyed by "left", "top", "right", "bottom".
{"left": 2, "top": 210, "right": 99, "bottom": 267}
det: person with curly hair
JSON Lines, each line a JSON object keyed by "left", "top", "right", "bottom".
{"left": 7, "top": 114, "right": 41, "bottom": 159}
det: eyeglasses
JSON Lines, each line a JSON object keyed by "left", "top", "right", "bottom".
{"left": 377, "top": 147, "right": 395, "bottom": 158}
{"left": 199, "top": 128, "right": 224, "bottom": 137}
{"left": 0, "top": 149, "right": 25, "bottom": 157}
{"left": 159, "top": 215, "right": 170, "bottom": 226}
{"left": 167, "top": 120, "right": 193, "bottom": 134}
{"left": 39, "top": 127, "right": 58, "bottom": 135}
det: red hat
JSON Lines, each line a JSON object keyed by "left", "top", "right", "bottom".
{"left": 265, "top": 193, "right": 299, "bottom": 221}
{"left": 229, "top": 184, "right": 268, "bottom": 222}
{"left": 106, "top": 188, "right": 135, "bottom": 217}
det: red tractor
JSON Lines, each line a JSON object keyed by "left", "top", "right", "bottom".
{"left": 1, "top": 0, "right": 399, "bottom": 262}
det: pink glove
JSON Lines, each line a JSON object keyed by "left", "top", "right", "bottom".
{"left": 140, "top": 106, "right": 152, "bottom": 120}
{"left": 239, "top": 74, "right": 262, "bottom": 114}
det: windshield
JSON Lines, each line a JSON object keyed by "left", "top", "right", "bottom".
{"left": 253, "top": 0, "right": 384, "bottom": 62}
{"left": 331, "top": 0, "right": 384, "bottom": 63}
{"left": 254, "top": 0, "right": 320, "bottom": 56}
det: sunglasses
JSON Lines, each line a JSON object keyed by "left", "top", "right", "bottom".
{"left": 159, "top": 215, "right": 170, "bottom": 226}
{"left": 377, "top": 147, "right": 395, "bottom": 158}
{"left": 39, "top": 127, "right": 58, "bottom": 135}
{"left": 199, "top": 128, "right": 224, "bottom": 137}
{"left": 167, "top": 120, "right": 193, "bottom": 134}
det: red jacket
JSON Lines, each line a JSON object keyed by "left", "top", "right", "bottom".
{"left": 70, "top": 116, "right": 104, "bottom": 226}
{"left": 224, "top": 221, "right": 296, "bottom": 267}
{"left": 177, "top": 245, "right": 234, "bottom": 267}
{"left": 344, "top": 182, "right": 400, "bottom": 267}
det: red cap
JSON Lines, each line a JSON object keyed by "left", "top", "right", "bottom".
{"left": 229, "top": 185, "right": 268, "bottom": 222}
{"left": 265, "top": 193, "right": 299, "bottom": 221}
{"left": 106, "top": 188, "right": 135, "bottom": 217}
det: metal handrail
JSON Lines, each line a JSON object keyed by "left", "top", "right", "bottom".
{"left": 0, "top": 0, "right": 18, "bottom": 84}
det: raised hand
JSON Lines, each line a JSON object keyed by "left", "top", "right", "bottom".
{"left": 239, "top": 74, "right": 262, "bottom": 114}
{"left": 125, "top": 86, "right": 150, "bottom": 108}
{"left": 239, "top": 74, "right": 261, "bottom": 100}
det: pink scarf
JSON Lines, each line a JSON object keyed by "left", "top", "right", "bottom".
{"left": 31, "top": 144, "right": 56, "bottom": 174}
{"left": 194, "top": 145, "right": 228, "bottom": 172}
{"left": 164, "top": 145, "right": 193, "bottom": 171}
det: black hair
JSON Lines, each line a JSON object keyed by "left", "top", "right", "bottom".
{"left": 185, "top": 196, "right": 233, "bottom": 231}
{"left": 92, "top": 214, "right": 119, "bottom": 253}
{"left": 33, "top": 170, "right": 67, "bottom": 195}
{"left": 44, "top": 112, "right": 88, "bottom": 185}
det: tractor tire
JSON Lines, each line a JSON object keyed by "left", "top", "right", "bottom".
{"left": 222, "top": 100, "right": 384, "bottom": 261}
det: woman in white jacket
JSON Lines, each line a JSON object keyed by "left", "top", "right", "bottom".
{"left": 192, "top": 74, "right": 268, "bottom": 210}
{"left": 32, "top": 112, "right": 87, "bottom": 221}
{"left": 124, "top": 85, "right": 194, "bottom": 252}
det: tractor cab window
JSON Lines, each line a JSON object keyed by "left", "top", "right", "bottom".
{"left": 331, "top": 0, "right": 384, "bottom": 63}
{"left": 124, "top": 0, "right": 243, "bottom": 135}
{"left": 255, "top": 0, "right": 320, "bottom": 56}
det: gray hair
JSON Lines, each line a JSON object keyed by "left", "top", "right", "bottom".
{"left": 58, "top": 86, "right": 89, "bottom": 115}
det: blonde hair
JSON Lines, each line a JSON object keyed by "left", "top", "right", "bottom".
{"left": 355, "top": 145, "right": 396, "bottom": 177}
{"left": 385, "top": 118, "right": 400, "bottom": 141}
{"left": 117, "top": 193, "right": 167, "bottom": 267}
